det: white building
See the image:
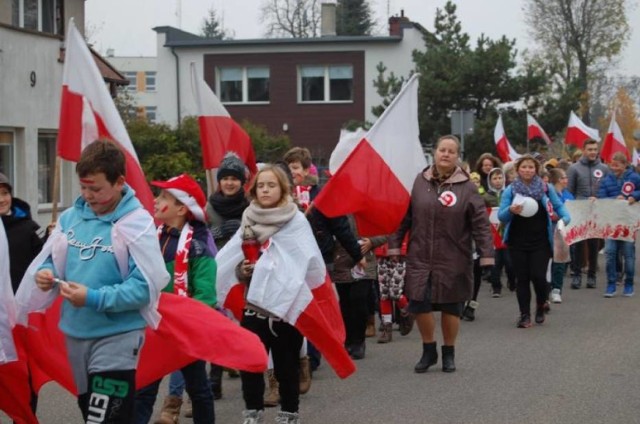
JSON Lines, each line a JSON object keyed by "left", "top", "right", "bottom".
{"left": 107, "top": 55, "right": 158, "bottom": 123}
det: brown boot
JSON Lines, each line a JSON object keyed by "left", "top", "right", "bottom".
{"left": 299, "top": 355, "right": 312, "bottom": 395}
{"left": 154, "top": 395, "right": 182, "bottom": 424}
{"left": 377, "top": 323, "right": 392, "bottom": 343}
{"left": 365, "top": 315, "right": 376, "bottom": 337}
{"left": 264, "top": 369, "right": 280, "bottom": 407}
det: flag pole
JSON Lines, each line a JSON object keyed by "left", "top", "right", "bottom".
{"left": 50, "top": 156, "right": 62, "bottom": 225}
{"left": 206, "top": 168, "right": 218, "bottom": 197}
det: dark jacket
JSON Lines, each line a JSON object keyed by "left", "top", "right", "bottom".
{"left": 597, "top": 167, "right": 640, "bottom": 200}
{"left": 567, "top": 156, "right": 609, "bottom": 199}
{"left": 307, "top": 183, "right": 363, "bottom": 266}
{"left": 388, "top": 167, "right": 494, "bottom": 303}
{"left": 330, "top": 215, "right": 387, "bottom": 283}
{"left": 3, "top": 197, "right": 43, "bottom": 293}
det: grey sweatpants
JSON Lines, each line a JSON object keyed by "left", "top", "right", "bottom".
{"left": 65, "top": 329, "right": 145, "bottom": 394}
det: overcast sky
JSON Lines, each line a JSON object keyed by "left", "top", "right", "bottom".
{"left": 86, "top": 0, "right": 640, "bottom": 76}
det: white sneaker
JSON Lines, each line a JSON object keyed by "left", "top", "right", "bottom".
{"left": 550, "top": 289, "right": 562, "bottom": 304}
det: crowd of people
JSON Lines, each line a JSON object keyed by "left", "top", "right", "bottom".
{"left": 3, "top": 130, "right": 640, "bottom": 424}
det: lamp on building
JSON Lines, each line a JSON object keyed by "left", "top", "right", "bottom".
{"left": 282, "top": 123, "right": 289, "bottom": 133}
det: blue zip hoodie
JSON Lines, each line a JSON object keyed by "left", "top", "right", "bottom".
{"left": 44, "top": 185, "right": 151, "bottom": 339}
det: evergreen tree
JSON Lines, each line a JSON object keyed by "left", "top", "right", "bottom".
{"left": 335, "top": 0, "right": 374, "bottom": 36}
{"left": 201, "top": 7, "right": 233, "bottom": 39}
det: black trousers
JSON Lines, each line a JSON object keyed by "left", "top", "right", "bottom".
{"left": 510, "top": 247, "right": 551, "bottom": 315}
{"left": 240, "top": 311, "right": 303, "bottom": 413}
{"left": 570, "top": 238, "right": 599, "bottom": 278}
{"left": 336, "top": 279, "right": 372, "bottom": 345}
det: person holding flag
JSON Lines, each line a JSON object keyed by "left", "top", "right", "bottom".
{"left": 31, "top": 139, "right": 170, "bottom": 423}
{"left": 389, "top": 135, "right": 494, "bottom": 373}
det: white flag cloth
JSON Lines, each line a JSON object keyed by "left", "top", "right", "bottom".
{"left": 0, "top": 220, "right": 17, "bottom": 364}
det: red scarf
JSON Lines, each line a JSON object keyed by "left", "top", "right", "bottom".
{"left": 158, "top": 224, "right": 193, "bottom": 297}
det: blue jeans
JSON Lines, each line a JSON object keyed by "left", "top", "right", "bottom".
{"left": 135, "top": 360, "right": 214, "bottom": 424}
{"left": 605, "top": 239, "right": 635, "bottom": 286}
{"left": 169, "top": 370, "right": 185, "bottom": 397}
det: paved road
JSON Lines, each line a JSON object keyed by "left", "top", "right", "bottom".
{"left": 4, "top": 265, "right": 640, "bottom": 423}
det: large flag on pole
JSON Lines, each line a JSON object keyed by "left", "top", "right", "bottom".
{"left": 190, "top": 63, "right": 257, "bottom": 174}
{"left": 313, "top": 74, "right": 427, "bottom": 236}
{"left": 57, "top": 19, "right": 154, "bottom": 214}
{"left": 565, "top": 111, "right": 601, "bottom": 148}
{"left": 527, "top": 113, "right": 552, "bottom": 145}
{"left": 601, "top": 112, "right": 630, "bottom": 163}
{"left": 494, "top": 115, "right": 520, "bottom": 163}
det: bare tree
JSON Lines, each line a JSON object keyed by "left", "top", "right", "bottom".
{"left": 524, "top": 0, "right": 631, "bottom": 123}
{"left": 260, "top": 0, "right": 321, "bottom": 38}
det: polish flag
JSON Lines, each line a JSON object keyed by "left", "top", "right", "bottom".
{"left": 57, "top": 19, "right": 154, "bottom": 214}
{"left": 494, "top": 115, "right": 520, "bottom": 163}
{"left": 601, "top": 113, "right": 631, "bottom": 163}
{"left": 216, "top": 213, "right": 356, "bottom": 379}
{"left": 0, "top": 222, "right": 38, "bottom": 423}
{"left": 313, "top": 74, "right": 427, "bottom": 236}
{"left": 633, "top": 149, "right": 640, "bottom": 166}
{"left": 190, "top": 63, "right": 257, "bottom": 174}
{"left": 527, "top": 114, "right": 552, "bottom": 145}
{"left": 565, "top": 111, "right": 601, "bottom": 148}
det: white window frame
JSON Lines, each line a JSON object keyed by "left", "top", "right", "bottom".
{"left": 216, "top": 66, "right": 270, "bottom": 105}
{"left": 124, "top": 72, "right": 138, "bottom": 92}
{"left": 145, "top": 106, "right": 157, "bottom": 123}
{"left": 0, "top": 129, "right": 16, "bottom": 186}
{"left": 13, "top": 0, "right": 60, "bottom": 33}
{"left": 145, "top": 71, "right": 156, "bottom": 92}
{"left": 37, "top": 131, "right": 59, "bottom": 207}
{"left": 298, "top": 64, "right": 354, "bottom": 104}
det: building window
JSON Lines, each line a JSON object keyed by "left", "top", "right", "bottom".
{"left": 299, "top": 65, "right": 353, "bottom": 103}
{"left": 218, "top": 67, "right": 270, "bottom": 104}
{"left": 0, "top": 131, "right": 14, "bottom": 185}
{"left": 11, "top": 0, "right": 62, "bottom": 34}
{"left": 145, "top": 107, "right": 157, "bottom": 123}
{"left": 145, "top": 72, "right": 156, "bottom": 92}
{"left": 38, "top": 132, "right": 57, "bottom": 204}
{"left": 124, "top": 72, "right": 137, "bottom": 92}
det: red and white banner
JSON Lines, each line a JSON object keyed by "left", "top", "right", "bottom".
{"left": 313, "top": 74, "right": 427, "bottom": 236}
{"left": 190, "top": 63, "right": 257, "bottom": 175}
{"left": 561, "top": 199, "right": 640, "bottom": 245}
{"left": 57, "top": 19, "right": 154, "bottom": 214}
{"left": 565, "top": 111, "right": 601, "bottom": 148}
{"left": 600, "top": 113, "right": 631, "bottom": 163}
{"left": 494, "top": 115, "right": 520, "bottom": 163}
{"left": 527, "top": 113, "right": 552, "bottom": 145}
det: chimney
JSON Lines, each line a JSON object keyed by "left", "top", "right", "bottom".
{"left": 321, "top": 2, "right": 336, "bottom": 37}
{"left": 389, "top": 9, "right": 410, "bottom": 36}
{"left": 106, "top": 48, "right": 115, "bottom": 57}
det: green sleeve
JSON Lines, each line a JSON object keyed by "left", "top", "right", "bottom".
{"left": 187, "top": 256, "right": 218, "bottom": 307}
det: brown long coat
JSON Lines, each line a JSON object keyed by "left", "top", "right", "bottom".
{"left": 388, "top": 166, "right": 494, "bottom": 304}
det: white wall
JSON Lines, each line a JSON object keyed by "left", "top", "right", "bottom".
{"left": 108, "top": 56, "right": 158, "bottom": 108}
{"left": 0, "top": 27, "right": 75, "bottom": 226}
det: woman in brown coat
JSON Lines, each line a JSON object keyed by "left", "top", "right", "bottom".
{"left": 389, "top": 135, "right": 494, "bottom": 373}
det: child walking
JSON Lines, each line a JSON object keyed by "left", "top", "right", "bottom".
{"left": 31, "top": 140, "right": 169, "bottom": 423}
{"left": 135, "top": 173, "right": 216, "bottom": 423}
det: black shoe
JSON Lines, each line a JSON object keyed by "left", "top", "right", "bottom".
{"left": 543, "top": 300, "right": 551, "bottom": 313}
{"left": 491, "top": 287, "right": 502, "bottom": 298}
{"left": 414, "top": 342, "right": 438, "bottom": 373}
{"left": 517, "top": 314, "right": 532, "bottom": 328}
{"left": 570, "top": 275, "right": 582, "bottom": 289}
{"left": 507, "top": 280, "right": 516, "bottom": 292}
{"left": 349, "top": 342, "right": 366, "bottom": 360}
{"left": 441, "top": 345, "right": 456, "bottom": 372}
{"left": 461, "top": 301, "right": 478, "bottom": 322}
{"left": 586, "top": 276, "right": 597, "bottom": 289}
{"left": 535, "top": 305, "right": 545, "bottom": 324}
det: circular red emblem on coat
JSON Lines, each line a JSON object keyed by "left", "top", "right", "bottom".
{"left": 593, "top": 169, "right": 603, "bottom": 179}
{"left": 438, "top": 191, "right": 457, "bottom": 207}
{"left": 622, "top": 182, "right": 635, "bottom": 196}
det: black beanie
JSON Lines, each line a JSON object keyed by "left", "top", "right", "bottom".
{"left": 217, "top": 153, "right": 246, "bottom": 184}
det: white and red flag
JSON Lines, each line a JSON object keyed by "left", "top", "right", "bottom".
{"left": 313, "top": 74, "right": 427, "bottom": 236}
{"left": 633, "top": 149, "right": 640, "bottom": 166}
{"left": 216, "top": 212, "right": 356, "bottom": 379}
{"left": 565, "top": 111, "right": 601, "bottom": 148}
{"left": 601, "top": 113, "right": 631, "bottom": 163}
{"left": 190, "top": 63, "right": 257, "bottom": 175}
{"left": 494, "top": 115, "right": 520, "bottom": 163}
{"left": 527, "top": 113, "right": 552, "bottom": 145}
{"left": 57, "top": 19, "right": 154, "bottom": 214}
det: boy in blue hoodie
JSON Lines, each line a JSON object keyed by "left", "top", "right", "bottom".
{"left": 135, "top": 173, "right": 217, "bottom": 424}
{"left": 597, "top": 152, "right": 640, "bottom": 297}
{"left": 34, "top": 140, "right": 169, "bottom": 423}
